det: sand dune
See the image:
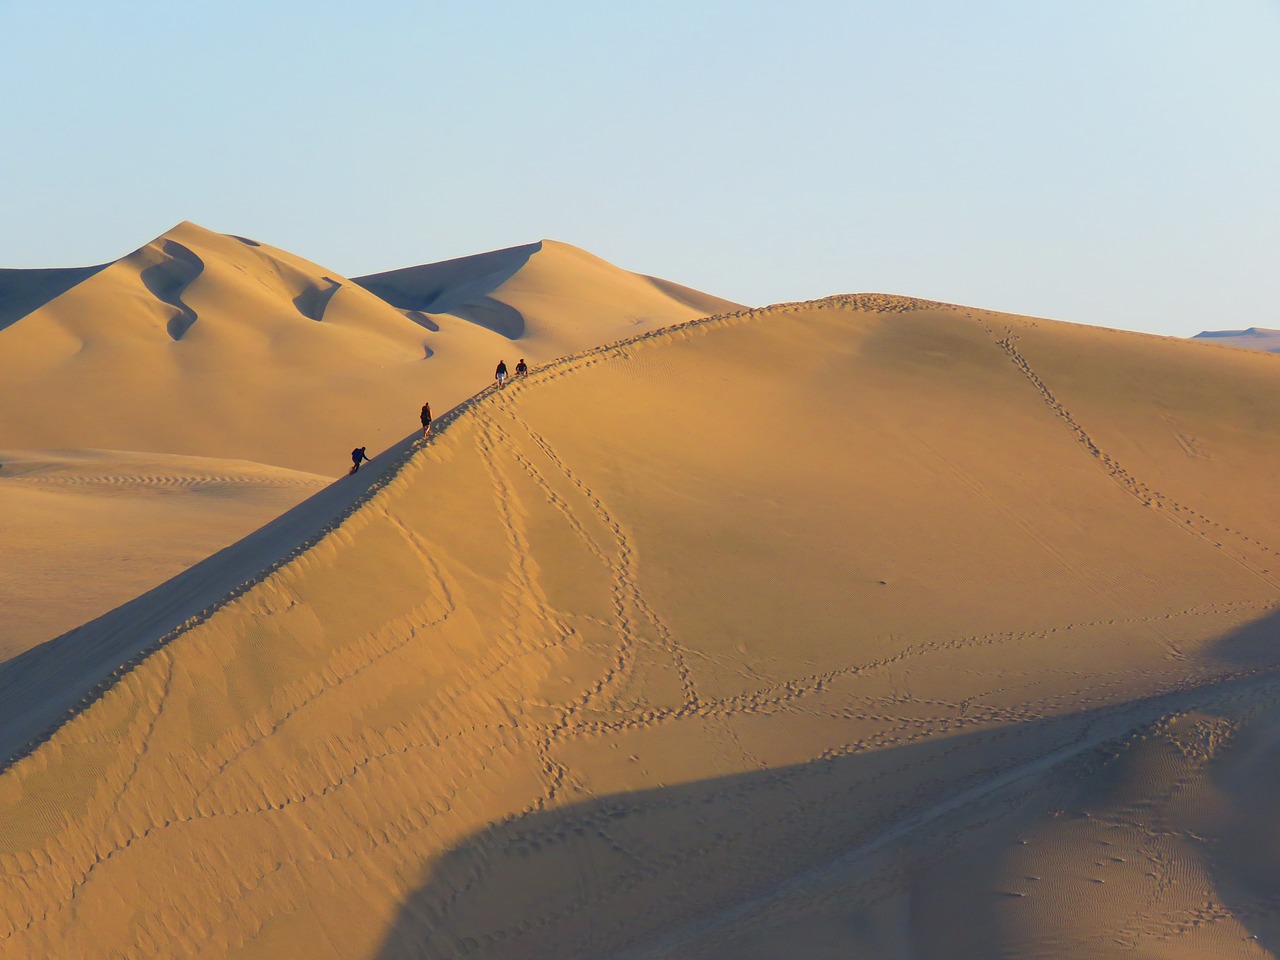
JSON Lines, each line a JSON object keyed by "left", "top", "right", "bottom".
{"left": 0, "top": 224, "right": 743, "bottom": 475}
{"left": 0, "top": 450, "right": 329, "bottom": 661}
{"left": 0, "top": 225, "right": 738, "bottom": 656}
{"left": 3, "top": 295, "right": 1280, "bottom": 957}
{"left": 354, "top": 240, "right": 743, "bottom": 353}
{"left": 0, "top": 264, "right": 110, "bottom": 332}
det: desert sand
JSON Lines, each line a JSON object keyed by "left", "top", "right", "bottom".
{"left": 0, "top": 224, "right": 740, "bottom": 661}
{"left": 3, "top": 293, "right": 1280, "bottom": 958}
{"left": 0, "top": 223, "right": 741, "bottom": 474}
{"left": 0, "top": 449, "right": 329, "bottom": 659}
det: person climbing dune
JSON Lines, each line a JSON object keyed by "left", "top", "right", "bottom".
{"left": 420, "top": 402, "right": 432, "bottom": 437}
{"left": 515, "top": 358, "right": 528, "bottom": 378}
{"left": 349, "top": 446, "right": 370, "bottom": 475}
{"left": 495, "top": 360, "right": 508, "bottom": 387}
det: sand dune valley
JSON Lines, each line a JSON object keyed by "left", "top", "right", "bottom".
{"left": 3, "top": 225, "right": 1280, "bottom": 959}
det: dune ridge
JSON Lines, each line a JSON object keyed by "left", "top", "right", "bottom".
{"left": 0, "top": 450, "right": 331, "bottom": 660}
{"left": 0, "top": 302, "right": 763, "bottom": 769}
{"left": 4, "top": 293, "right": 1280, "bottom": 958}
{"left": 0, "top": 264, "right": 110, "bottom": 332}
{"left": 0, "top": 224, "right": 742, "bottom": 474}
{"left": 0, "top": 225, "right": 743, "bottom": 661}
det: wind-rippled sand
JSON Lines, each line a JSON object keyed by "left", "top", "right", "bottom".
{"left": 0, "top": 223, "right": 739, "bottom": 660}
{"left": 4, "top": 295, "right": 1280, "bottom": 957}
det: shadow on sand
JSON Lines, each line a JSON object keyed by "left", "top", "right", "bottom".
{"left": 0, "top": 430, "right": 427, "bottom": 771}
{"left": 0, "top": 262, "right": 111, "bottom": 331}
{"left": 370, "top": 604, "right": 1280, "bottom": 960}
{"left": 139, "top": 239, "right": 204, "bottom": 340}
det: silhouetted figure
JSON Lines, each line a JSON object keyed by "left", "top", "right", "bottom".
{"left": 420, "top": 402, "right": 432, "bottom": 437}
{"left": 515, "top": 358, "right": 528, "bottom": 378}
{"left": 495, "top": 360, "right": 508, "bottom": 386}
{"left": 349, "top": 446, "right": 369, "bottom": 475}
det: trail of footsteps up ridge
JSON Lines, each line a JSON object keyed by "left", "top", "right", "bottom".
{"left": 987, "top": 320, "right": 1280, "bottom": 589}
{"left": 0, "top": 301, "right": 766, "bottom": 776}
{"left": 478, "top": 398, "right": 703, "bottom": 717}
{"left": 15, "top": 298, "right": 1280, "bottom": 949}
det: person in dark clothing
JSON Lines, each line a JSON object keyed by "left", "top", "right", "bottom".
{"left": 420, "top": 402, "right": 432, "bottom": 437}
{"left": 495, "top": 360, "right": 508, "bottom": 386}
{"left": 515, "top": 358, "right": 528, "bottom": 378}
{"left": 349, "top": 446, "right": 370, "bottom": 475}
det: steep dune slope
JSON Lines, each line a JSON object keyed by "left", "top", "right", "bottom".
{"left": 354, "top": 240, "right": 744, "bottom": 354}
{"left": 3, "top": 298, "right": 1280, "bottom": 958}
{"left": 0, "top": 264, "right": 110, "bottom": 332}
{"left": 0, "top": 225, "right": 739, "bottom": 657}
{"left": 0, "top": 450, "right": 329, "bottom": 659}
{"left": 0, "top": 225, "right": 742, "bottom": 475}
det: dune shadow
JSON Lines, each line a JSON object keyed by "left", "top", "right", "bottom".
{"left": 0, "top": 428, "right": 435, "bottom": 771}
{"left": 1203, "top": 599, "right": 1280, "bottom": 671}
{"left": 353, "top": 242, "right": 541, "bottom": 340}
{"left": 1197, "top": 604, "right": 1280, "bottom": 955}
{"left": 0, "top": 263, "right": 110, "bottom": 331}
{"left": 293, "top": 275, "right": 342, "bottom": 321}
{"left": 447, "top": 296, "right": 526, "bottom": 340}
{"left": 139, "top": 239, "right": 204, "bottom": 340}
{"left": 405, "top": 310, "right": 441, "bottom": 332}
{"left": 369, "top": 644, "right": 1280, "bottom": 960}
{"left": 353, "top": 241, "right": 540, "bottom": 317}
{"left": 865, "top": 603, "right": 1280, "bottom": 960}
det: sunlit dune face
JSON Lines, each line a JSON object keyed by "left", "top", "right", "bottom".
{"left": 5, "top": 294, "right": 1280, "bottom": 958}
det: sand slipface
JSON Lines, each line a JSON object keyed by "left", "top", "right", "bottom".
{"left": 0, "top": 225, "right": 740, "bottom": 660}
{"left": 3, "top": 296, "right": 1280, "bottom": 957}
{"left": 0, "top": 450, "right": 330, "bottom": 659}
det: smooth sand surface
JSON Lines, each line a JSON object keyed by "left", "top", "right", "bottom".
{"left": 0, "top": 450, "right": 329, "bottom": 660}
{"left": 3, "top": 296, "right": 1280, "bottom": 958}
{"left": 0, "top": 225, "right": 738, "bottom": 658}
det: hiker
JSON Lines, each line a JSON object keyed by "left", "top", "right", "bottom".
{"left": 495, "top": 360, "right": 508, "bottom": 386}
{"left": 515, "top": 358, "right": 528, "bottom": 378}
{"left": 420, "top": 402, "right": 432, "bottom": 437}
{"left": 349, "top": 446, "right": 370, "bottom": 475}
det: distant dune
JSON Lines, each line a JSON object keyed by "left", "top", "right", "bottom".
{"left": 0, "top": 264, "right": 110, "bottom": 332}
{"left": 354, "top": 240, "right": 742, "bottom": 350}
{"left": 0, "top": 225, "right": 740, "bottom": 657}
{"left": 0, "top": 224, "right": 743, "bottom": 475}
{"left": 4, "top": 295, "right": 1280, "bottom": 957}
{"left": 1192, "top": 326, "right": 1280, "bottom": 353}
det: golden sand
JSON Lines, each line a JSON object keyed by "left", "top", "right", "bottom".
{"left": 2, "top": 294, "right": 1280, "bottom": 957}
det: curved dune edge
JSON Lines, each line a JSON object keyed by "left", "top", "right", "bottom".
{"left": 0, "top": 224, "right": 744, "bottom": 475}
{"left": 5, "top": 296, "right": 1280, "bottom": 957}
{"left": 0, "top": 223, "right": 744, "bottom": 658}
{"left": 0, "top": 300, "right": 769, "bottom": 772}
{"left": 0, "top": 450, "right": 331, "bottom": 661}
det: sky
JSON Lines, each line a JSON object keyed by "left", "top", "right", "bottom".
{"left": 1, "top": 0, "right": 1277, "bottom": 337}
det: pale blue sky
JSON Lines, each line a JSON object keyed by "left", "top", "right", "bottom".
{"left": 2, "top": 1, "right": 1276, "bottom": 337}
